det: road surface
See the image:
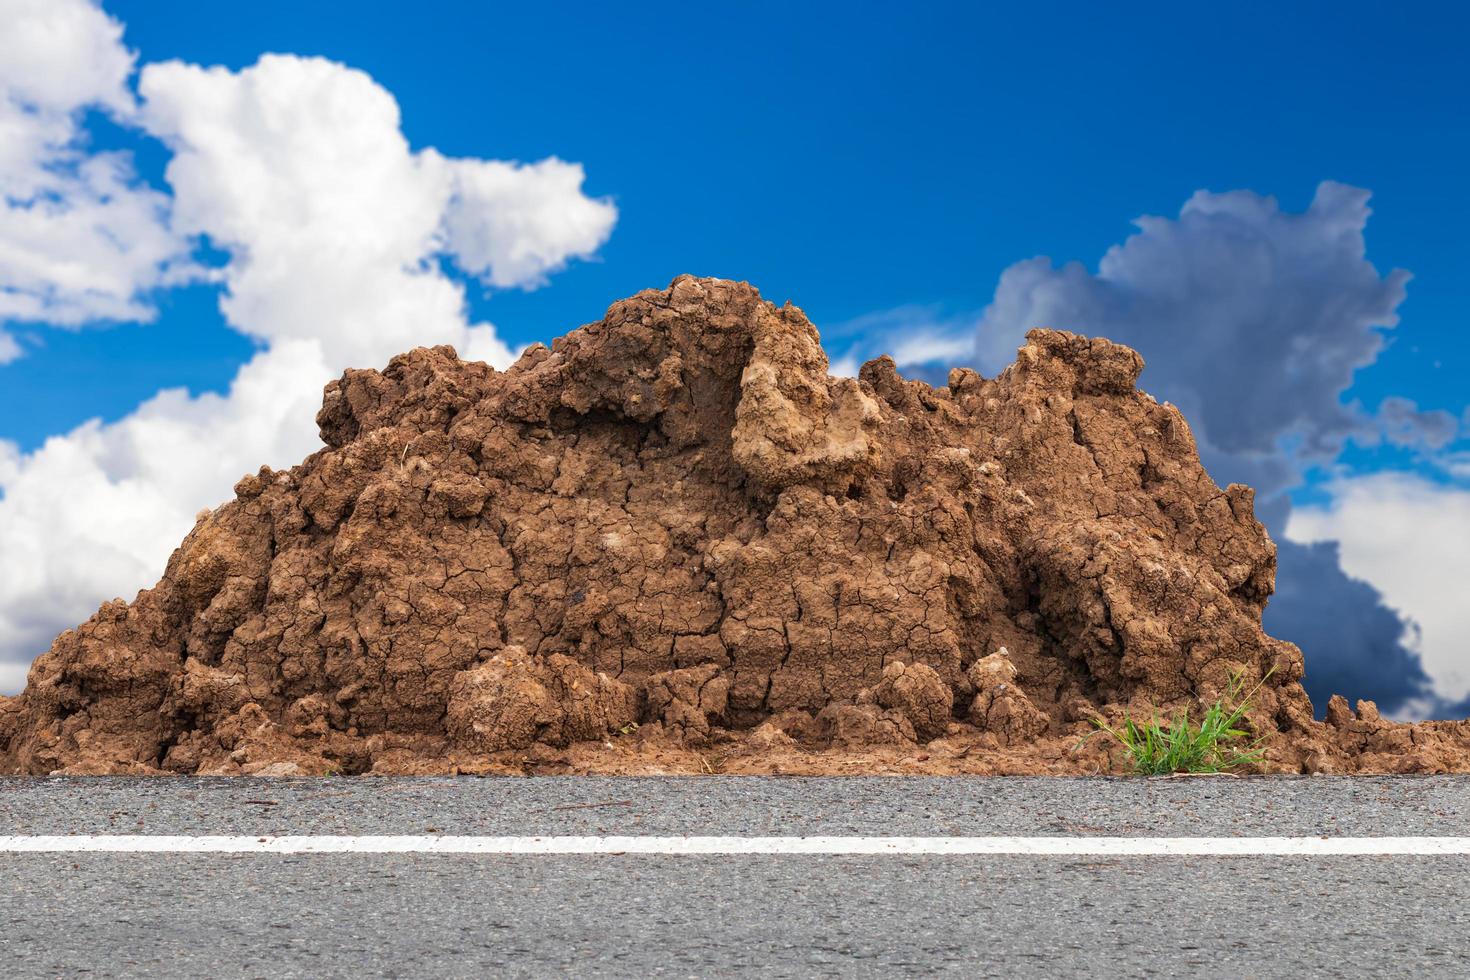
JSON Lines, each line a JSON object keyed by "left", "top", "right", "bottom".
{"left": 1, "top": 775, "right": 1468, "bottom": 977}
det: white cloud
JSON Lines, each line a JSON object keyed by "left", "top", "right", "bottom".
{"left": 0, "top": 437, "right": 17, "bottom": 483}
{"left": 0, "top": 342, "right": 328, "bottom": 670}
{"left": 821, "top": 304, "right": 975, "bottom": 379}
{"left": 887, "top": 329, "right": 974, "bottom": 369}
{"left": 440, "top": 155, "right": 619, "bottom": 290}
{"left": 144, "top": 55, "right": 490, "bottom": 369}
{"left": 1434, "top": 452, "right": 1470, "bottom": 481}
{"left": 0, "top": 0, "right": 195, "bottom": 335}
{"left": 1288, "top": 473, "right": 1470, "bottom": 703}
{"left": 0, "top": 23, "right": 618, "bottom": 690}
{"left": 0, "top": 151, "right": 192, "bottom": 326}
{"left": 0, "top": 330, "right": 18, "bottom": 363}
{"left": 134, "top": 53, "right": 616, "bottom": 368}
{"left": 0, "top": 0, "right": 133, "bottom": 122}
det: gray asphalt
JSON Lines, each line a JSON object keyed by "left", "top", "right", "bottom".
{"left": 1, "top": 776, "right": 1468, "bottom": 977}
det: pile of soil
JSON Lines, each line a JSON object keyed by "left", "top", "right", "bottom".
{"left": 2, "top": 276, "right": 1467, "bottom": 775}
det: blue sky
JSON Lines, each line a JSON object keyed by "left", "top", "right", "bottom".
{"left": 9, "top": 0, "right": 1468, "bottom": 449}
{"left": 2, "top": 0, "right": 1468, "bottom": 711}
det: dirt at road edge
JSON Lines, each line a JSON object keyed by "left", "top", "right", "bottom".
{"left": 2, "top": 276, "right": 1467, "bottom": 775}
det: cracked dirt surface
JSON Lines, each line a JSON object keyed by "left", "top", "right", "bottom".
{"left": 2, "top": 276, "right": 1467, "bottom": 775}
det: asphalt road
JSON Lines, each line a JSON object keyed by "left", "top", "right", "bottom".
{"left": 2, "top": 776, "right": 1469, "bottom": 977}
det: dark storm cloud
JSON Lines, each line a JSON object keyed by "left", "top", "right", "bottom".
{"left": 1266, "top": 538, "right": 1432, "bottom": 715}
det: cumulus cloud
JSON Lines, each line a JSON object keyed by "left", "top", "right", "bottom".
{"left": 440, "top": 155, "right": 619, "bottom": 290}
{"left": 0, "top": 343, "right": 330, "bottom": 671}
{"left": 0, "top": 0, "right": 132, "bottom": 121}
{"left": 1287, "top": 474, "right": 1470, "bottom": 706}
{"left": 0, "top": 0, "right": 194, "bottom": 337}
{"left": 0, "top": 14, "right": 617, "bottom": 690}
{"left": 137, "top": 54, "right": 612, "bottom": 369}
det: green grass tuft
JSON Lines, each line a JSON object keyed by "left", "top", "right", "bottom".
{"left": 1082, "top": 669, "right": 1273, "bottom": 775}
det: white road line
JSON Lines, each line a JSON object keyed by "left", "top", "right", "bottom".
{"left": 0, "top": 835, "right": 1468, "bottom": 855}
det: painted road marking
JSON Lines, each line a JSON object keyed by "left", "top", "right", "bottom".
{"left": 1, "top": 835, "right": 1469, "bottom": 855}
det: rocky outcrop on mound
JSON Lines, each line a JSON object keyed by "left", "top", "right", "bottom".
{"left": 1, "top": 276, "right": 1466, "bottom": 775}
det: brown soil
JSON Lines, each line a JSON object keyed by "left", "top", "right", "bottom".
{"left": 2, "top": 276, "right": 1467, "bottom": 776}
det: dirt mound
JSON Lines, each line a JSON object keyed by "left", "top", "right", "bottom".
{"left": 2, "top": 276, "right": 1467, "bottom": 775}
